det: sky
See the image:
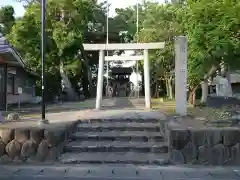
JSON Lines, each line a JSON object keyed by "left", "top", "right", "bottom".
{"left": 0, "top": 0, "right": 167, "bottom": 17}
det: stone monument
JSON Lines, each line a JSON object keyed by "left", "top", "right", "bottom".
{"left": 175, "top": 36, "right": 188, "bottom": 116}
{"left": 106, "top": 84, "right": 113, "bottom": 98}
{"left": 207, "top": 74, "right": 239, "bottom": 108}
{"left": 215, "top": 75, "right": 233, "bottom": 97}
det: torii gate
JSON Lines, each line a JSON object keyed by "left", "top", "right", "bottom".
{"left": 83, "top": 36, "right": 188, "bottom": 115}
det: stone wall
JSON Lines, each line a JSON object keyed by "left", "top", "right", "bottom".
{"left": 0, "top": 123, "right": 75, "bottom": 163}
{"left": 206, "top": 96, "right": 240, "bottom": 108}
{"left": 168, "top": 123, "right": 240, "bottom": 165}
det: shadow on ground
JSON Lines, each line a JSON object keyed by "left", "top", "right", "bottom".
{"left": 102, "top": 98, "right": 135, "bottom": 110}
{"left": 4, "top": 98, "right": 143, "bottom": 117}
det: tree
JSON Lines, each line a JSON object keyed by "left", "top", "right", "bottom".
{"left": 139, "top": 2, "right": 181, "bottom": 99}
{"left": 9, "top": 0, "right": 125, "bottom": 99}
{"left": 8, "top": 0, "right": 101, "bottom": 99}
{"left": 114, "top": 2, "right": 146, "bottom": 42}
{"left": 181, "top": 0, "right": 240, "bottom": 104}
{"left": 8, "top": 3, "right": 60, "bottom": 99}
{"left": 0, "top": 6, "right": 15, "bottom": 35}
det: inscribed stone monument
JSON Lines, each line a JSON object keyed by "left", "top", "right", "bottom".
{"left": 215, "top": 75, "right": 233, "bottom": 97}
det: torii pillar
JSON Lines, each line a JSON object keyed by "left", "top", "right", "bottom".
{"left": 144, "top": 49, "right": 151, "bottom": 109}
{"left": 96, "top": 50, "right": 104, "bottom": 109}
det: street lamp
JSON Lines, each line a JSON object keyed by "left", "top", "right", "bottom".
{"left": 39, "top": 0, "right": 49, "bottom": 125}
{"left": 136, "top": 0, "right": 139, "bottom": 98}
{"left": 105, "top": 0, "right": 110, "bottom": 98}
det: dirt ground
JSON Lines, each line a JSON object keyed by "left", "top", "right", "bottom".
{"left": 3, "top": 98, "right": 240, "bottom": 128}
{"left": 152, "top": 98, "right": 240, "bottom": 128}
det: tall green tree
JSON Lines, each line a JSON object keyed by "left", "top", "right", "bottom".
{"left": 0, "top": 5, "right": 15, "bottom": 35}
{"left": 8, "top": 0, "right": 101, "bottom": 99}
{"left": 114, "top": 2, "right": 146, "bottom": 42}
{"left": 181, "top": 0, "right": 240, "bottom": 104}
{"left": 139, "top": 2, "right": 181, "bottom": 99}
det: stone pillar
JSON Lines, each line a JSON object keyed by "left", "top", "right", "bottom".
{"left": 175, "top": 36, "right": 188, "bottom": 116}
{"left": 96, "top": 50, "right": 104, "bottom": 110}
{"left": 144, "top": 49, "right": 151, "bottom": 109}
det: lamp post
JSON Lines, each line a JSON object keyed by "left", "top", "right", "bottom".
{"left": 40, "top": 0, "right": 49, "bottom": 124}
{"left": 106, "top": 0, "right": 109, "bottom": 97}
{"left": 136, "top": 0, "right": 139, "bottom": 98}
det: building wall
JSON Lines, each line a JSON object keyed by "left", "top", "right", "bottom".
{"left": 6, "top": 67, "right": 36, "bottom": 105}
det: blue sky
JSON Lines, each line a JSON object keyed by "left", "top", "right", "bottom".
{"left": 0, "top": 0, "right": 166, "bottom": 17}
{"left": 0, "top": 0, "right": 25, "bottom": 17}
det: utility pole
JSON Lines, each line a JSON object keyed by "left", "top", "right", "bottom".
{"left": 40, "top": 0, "right": 49, "bottom": 124}
{"left": 136, "top": 0, "right": 139, "bottom": 98}
{"left": 136, "top": 1, "right": 139, "bottom": 42}
{"left": 106, "top": 0, "right": 109, "bottom": 97}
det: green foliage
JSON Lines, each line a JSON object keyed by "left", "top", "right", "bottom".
{"left": 0, "top": 5, "right": 15, "bottom": 34}
{"left": 139, "top": 3, "right": 180, "bottom": 84}
{"left": 6, "top": 0, "right": 240, "bottom": 100}
{"left": 182, "top": 0, "right": 240, "bottom": 87}
{"left": 7, "top": 0, "right": 102, "bottom": 98}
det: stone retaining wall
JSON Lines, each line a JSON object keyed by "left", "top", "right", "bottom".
{"left": 168, "top": 123, "right": 240, "bottom": 165}
{"left": 207, "top": 96, "right": 240, "bottom": 108}
{"left": 0, "top": 123, "right": 75, "bottom": 163}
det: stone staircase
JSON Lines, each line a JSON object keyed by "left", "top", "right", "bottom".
{"left": 60, "top": 118, "right": 170, "bottom": 165}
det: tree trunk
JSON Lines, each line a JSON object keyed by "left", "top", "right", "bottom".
{"left": 154, "top": 83, "right": 159, "bottom": 98}
{"left": 142, "top": 71, "right": 145, "bottom": 96}
{"left": 156, "top": 83, "right": 160, "bottom": 98}
{"left": 200, "top": 80, "right": 208, "bottom": 104}
{"left": 199, "top": 65, "right": 218, "bottom": 104}
{"left": 82, "top": 60, "right": 91, "bottom": 98}
{"left": 204, "top": 65, "right": 218, "bottom": 80}
{"left": 192, "top": 89, "right": 196, "bottom": 107}
{"left": 169, "top": 77, "right": 173, "bottom": 100}
{"left": 225, "top": 65, "right": 233, "bottom": 97}
{"left": 166, "top": 77, "right": 173, "bottom": 100}
{"left": 79, "top": 44, "right": 91, "bottom": 98}
{"left": 60, "top": 60, "right": 76, "bottom": 100}
{"left": 165, "top": 79, "right": 170, "bottom": 98}
{"left": 188, "top": 86, "right": 198, "bottom": 107}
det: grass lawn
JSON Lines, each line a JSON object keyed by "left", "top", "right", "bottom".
{"left": 151, "top": 98, "right": 238, "bottom": 125}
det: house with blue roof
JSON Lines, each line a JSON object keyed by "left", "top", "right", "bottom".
{"left": 0, "top": 33, "right": 37, "bottom": 110}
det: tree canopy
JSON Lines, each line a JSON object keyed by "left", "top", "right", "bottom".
{"left": 1, "top": 0, "right": 239, "bottom": 101}
{"left": 0, "top": 5, "right": 15, "bottom": 34}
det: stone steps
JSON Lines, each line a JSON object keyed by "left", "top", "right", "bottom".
{"left": 78, "top": 118, "right": 160, "bottom": 124}
{"left": 71, "top": 131, "right": 164, "bottom": 142}
{"left": 60, "top": 118, "right": 169, "bottom": 165}
{"left": 60, "top": 152, "right": 169, "bottom": 165}
{"left": 64, "top": 141, "right": 168, "bottom": 153}
{"left": 76, "top": 122, "right": 161, "bottom": 132}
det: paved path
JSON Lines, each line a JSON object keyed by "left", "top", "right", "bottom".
{"left": 0, "top": 109, "right": 166, "bottom": 129}
{"left": 0, "top": 165, "right": 240, "bottom": 179}
{"left": 7, "top": 98, "right": 146, "bottom": 115}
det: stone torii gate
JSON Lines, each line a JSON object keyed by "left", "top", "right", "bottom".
{"left": 83, "top": 36, "right": 188, "bottom": 115}
{"left": 83, "top": 42, "right": 165, "bottom": 110}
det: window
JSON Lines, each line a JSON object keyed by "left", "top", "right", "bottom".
{"left": 7, "top": 73, "right": 15, "bottom": 94}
